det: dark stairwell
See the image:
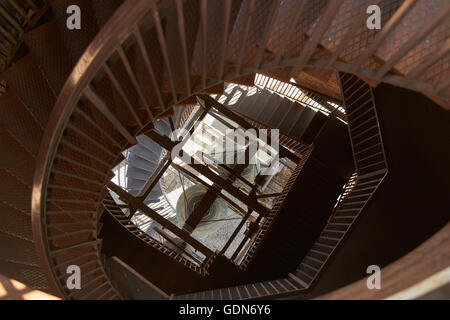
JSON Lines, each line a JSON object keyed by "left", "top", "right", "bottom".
{"left": 99, "top": 93, "right": 355, "bottom": 295}
{"left": 291, "top": 83, "right": 450, "bottom": 298}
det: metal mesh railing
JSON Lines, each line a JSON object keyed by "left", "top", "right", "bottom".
{"left": 288, "top": 72, "right": 388, "bottom": 290}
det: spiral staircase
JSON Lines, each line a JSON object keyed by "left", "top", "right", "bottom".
{"left": 0, "top": 0, "right": 448, "bottom": 299}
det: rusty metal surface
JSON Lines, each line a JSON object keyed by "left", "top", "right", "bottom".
{"left": 23, "top": 20, "right": 73, "bottom": 94}
{"left": 2, "top": 54, "right": 56, "bottom": 127}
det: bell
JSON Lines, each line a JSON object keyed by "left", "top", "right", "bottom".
{"left": 175, "top": 184, "right": 227, "bottom": 236}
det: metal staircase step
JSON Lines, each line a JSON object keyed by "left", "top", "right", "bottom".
{"left": 23, "top": 20, "right": 73, "bottom": 94}
{"left": 289, "top": 106, "right": 315, "bottom": 139}
{"left": 356, "top": 169, "right": 388, "bottom": 181}
{"left": 0, "top": 201, "right": 33, "bottom": 242}
{"left": 2, "top": 54, "right": 56, "bottom": 128}
{"left": 257, "top": 91, "right": 283, "bottom": 124}
{"left": 299, "top": 261, "right": 319, "bottom": 273}
{"left": 248, "top": 89, "right": 271, "bottom": 119}
{"left": 291, "top": 270, "right": 312, "bottom": 286}
{"left": 0, "top": 168, "right": 32, "bottom": 215}
{"left": 135, "top": 135, "right": 164, "bottom": 156}
{"left": 0, "top": 91, "right": 43, "bottom": 157}
{"left": 299, "top": 110, "right": 328, "bottom": 145}
{"left": 126, "top": 165, "right": 154, "bottom": 178}
{"left": 285, "top": 273, "right": 309, "bottom": 290}
{"left": 0, "top": 127, "right": 35, "bottom": 186}
{"left": 279, "top": 101, "right": 303, "bottom": 134}
{"left": 267, "top": 98, "right": 294, "bottom": 128}
{"left": 320, "top": 235, "right": 340, "bottom": 241}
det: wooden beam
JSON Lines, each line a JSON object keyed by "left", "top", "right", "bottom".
{"left": 107, "top": 182, "right": 214, "bottom": 257}
{"left": 231, "top": 232, "right": 251, "bottom": 262}
{"left": 142, "top": 130, "right": 268, "bottom": 220}
{"left": 290, "top": 0, "right": 345, "bottom": 77}
{"left": 350, "top": 0, "right": 419, "bottom": 74}
{"left": 202, "top": 152, "right": 256, "bottom": 190}
{"left": 189, "top": 163, "right": 269, "bottom": 215}
{"left": 130, "top": 156, "right": 171, "bottom": 216}
{"left": 183, "top": 188, "right": 219, "bottom": 232}
{"left": 181, "top": 152, "right": 251, "bottom": 232}
{"left": 256, "top": 192, "right": 283, "bottom": 199}
{"left": 145, "top": 130, "right": 175, "bottom": 151}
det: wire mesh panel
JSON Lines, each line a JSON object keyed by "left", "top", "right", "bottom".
{"left": 321, "top": 0, "right": 372, "bottom": 54}
{"left": 266, "top": 0, "right": 302, "bottom": 58}
{"left": 2, "top": 54, "right": 56, "bottom": 128}
{"left": 376, "top": 0, "right": 445, "bottom": 64}
{"left": 395, "top": 17, "right": 449, "bottom": 75}
{"left": 190, "top": 0, "right": 242, "bottom": 80}
{"left": 418, "top": 53, "right": 449, "bottom": 86}
{"left": 340, "top": 0, "right": 404, "bottom": 64}
{"left": 239, "top": 0, "right": 277, "bottom": 68}
{"left": 225, "top": 0, "right": 253, "bottom": 66}
{"left": 283, "top": 0, "right": 329, "bottom": 59}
